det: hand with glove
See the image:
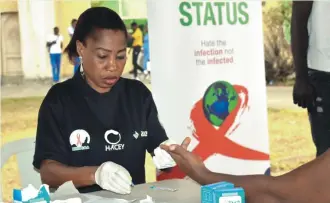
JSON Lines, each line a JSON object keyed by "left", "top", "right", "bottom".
{"left": 152, "top": 139, "right": 177, "bottom": 170}
{"left": 94, "top": 161, "right": 133, "bottom": 194}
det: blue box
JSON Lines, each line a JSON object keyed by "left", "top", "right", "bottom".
{"left": 214, "top": 187, "right": 245, "bottom": 203}
{"left": 201, "top": 182, "right": 245, "bottom": 203}
{"left": 201, "top": 182, "right": 234, "bottom": 203}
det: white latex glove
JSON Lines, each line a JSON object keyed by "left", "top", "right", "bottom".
{"left": 95, "top": 161, "right": 132, "bottom": 195}
{"left": 152, "top": 139, "right": 177, "bottom": 169}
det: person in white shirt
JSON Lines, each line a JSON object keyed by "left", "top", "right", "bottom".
{"left": 68, "top": 19, "right": 77, "bottom": 38}
{"left": 46, "top": 27, "right": 63, "bottom": 83}
{"left": 68, "top": 19, "right": 80, "bottom": 74}
{"left": 292, "top": 1, "right": 330, "bottom": 156}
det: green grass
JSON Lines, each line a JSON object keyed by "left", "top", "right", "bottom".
{"left": 1, "top": 97, "right": 315, "bottom": 202}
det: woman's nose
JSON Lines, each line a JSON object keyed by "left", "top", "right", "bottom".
{"left": 107, "top": 58, "right": 117, "bottom": 71}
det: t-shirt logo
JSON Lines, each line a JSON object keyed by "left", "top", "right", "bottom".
{"left": 133, "top": 131, "right": 139, "bottom": 139}
{"left": 104, "top": 129, "right": 125, "bottom": 151}
{"left": 69, "top": 129, "right": 90, "bottom": 151}
{"left": 141, "top": 131, "right": 148, "bottom": 137}
{"left": 133, "top": 131, "right": 148, "bottom": 139}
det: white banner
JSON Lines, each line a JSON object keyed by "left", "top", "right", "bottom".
{"left": 147, "top": 0, "right": 270, "bottom": 180}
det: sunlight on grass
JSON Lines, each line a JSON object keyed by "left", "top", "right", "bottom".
{"left": 1, "top": 97, "right": 315, "bottom": 202}
{"left": 267, "top": 109, "right": 315, "bottom": 175}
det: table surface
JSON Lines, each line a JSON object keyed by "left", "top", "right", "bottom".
{"left": 89, "top": 179, "right": 201, "bottom": 203}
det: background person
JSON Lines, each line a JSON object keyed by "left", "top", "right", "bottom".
{"left": 34, "top": 7, "right": 175, "bottom": 195}
{"left": 68, "top": 19, "right": 80, "bottom": 74}
{"left": 129, "top": 22, "right": 146, "bottom": 80}
{"left": 142, "top": 24, "right": 150, "bottom": 79}
{"left": 46, "top": 27, "right": 63, "bottom": 83}
{"left": 291, "top": 1, "right": 330, "bottom": 156}
{"left": 68, "top": 19, "right": 77, "bottom": 38}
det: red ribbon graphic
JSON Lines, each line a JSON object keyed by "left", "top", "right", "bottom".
{"left": 76, "top": 134, "right": 82, "bottom": 146}
{"left": 157, "top": 85, "right": 269, "bottom": 180}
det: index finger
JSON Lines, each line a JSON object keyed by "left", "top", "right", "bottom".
{"left": 166, "top": 144, "right": 190, "bottom": 158}
{"left": 167, "top": 150, "right": 183, "bottom": 163}
{"left": 160, "top": 144, "right": 170, "bottom": 151}
{"left": 160, "top": 144, "right": 185, "bottom": 158}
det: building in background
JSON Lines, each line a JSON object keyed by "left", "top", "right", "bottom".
{"left": 0, "top": 0, "right": 147, "bottom": 84}
{"left": 92, "top": 0, "right": 147, "bottom": 23}
{"left": 0, "top": 0, "right": 90, "bottom": 84}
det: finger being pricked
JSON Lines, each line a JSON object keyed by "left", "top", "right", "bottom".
{"left": 166, "top": 150, "right": 183, "bottom": 164}
{"left": 160, "top": 144, "right": 171, "bottom": 151}
{"left": 164, "top": 144, "right": 190, "bottom": 158}
{"left": 160, "top": 144, "right": 182, "bottom": 159}
{"left": 160, "top": 137, "right": 191, "bottom": 151}
{"left": 160, "top": 143, "right": 182, "bottom": 154}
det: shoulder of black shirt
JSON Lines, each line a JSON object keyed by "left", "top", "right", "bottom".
{"left": 43, "top": 77, "right": 152, "bottom": 104}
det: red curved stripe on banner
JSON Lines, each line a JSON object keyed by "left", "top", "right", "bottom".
{"left": 157, "top": 84, "right": 269, "bottom": 181}
{"left": 226, "top": 85, "right": 249, "bottom": 136}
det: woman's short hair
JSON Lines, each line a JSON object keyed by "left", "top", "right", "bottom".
{"left": 64, "top": 7, "right": 128, "bottom": 60}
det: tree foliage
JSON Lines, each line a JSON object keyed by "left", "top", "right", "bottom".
{"left": 263, "top": 1, "right": 293, "bottom": 82}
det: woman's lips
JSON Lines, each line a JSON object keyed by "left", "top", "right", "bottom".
{"left": 103, "top": 76, "right": 118, "bottom": 85}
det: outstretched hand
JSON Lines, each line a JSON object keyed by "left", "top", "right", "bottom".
{"left": 160, "top": 137, "right": 210, "bottom": 184}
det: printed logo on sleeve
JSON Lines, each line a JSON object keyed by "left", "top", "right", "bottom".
{"left": 132, "top": 130, "right": 147, "bottom": 139}
{"left": 141, "top": 131, "right": 148, "bottom": 137}
{"left": 133, "top": 131, "right": 139, "bottom": 139}
{"left": 69, "top": 129, "right": 91, "bottom": 151}
{"left": 104, "top": 129, "right": 125, "bottom": 151}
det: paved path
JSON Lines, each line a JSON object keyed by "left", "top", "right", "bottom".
{"left": 267, "top": 86, "right": 299, "bottom": 110}
{"left": 1, "top": 76, "right": 299, "bottom": 110}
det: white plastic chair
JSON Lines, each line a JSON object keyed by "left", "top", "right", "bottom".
{"left": 0, "top": 137, "right": 42, "bottom": 202}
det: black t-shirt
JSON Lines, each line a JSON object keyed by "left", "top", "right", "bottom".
{"left": 33, "top": 73, "right": 168, "bottom": 193}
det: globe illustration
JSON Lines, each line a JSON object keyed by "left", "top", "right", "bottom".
{"left": 203, "top": 81, "right": 238, "bottom": 127}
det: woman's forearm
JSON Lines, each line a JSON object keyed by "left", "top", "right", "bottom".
{"left": 196, "top": 171, "right": 285, "bottom": 203}
{"left": 198, "top": 150, "right": 330, "bottom": 203}
{"left": 40, "top": 159, "right": 98, "bottom": 188}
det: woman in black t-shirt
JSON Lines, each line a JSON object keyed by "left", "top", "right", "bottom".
{"left": 33, "top": 7, "right": 176, "bottom": 195}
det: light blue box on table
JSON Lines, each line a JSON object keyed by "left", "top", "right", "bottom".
{"left": 13, "top": 185, "right": 51, "bottom": 203}
{"left": 213, "top": 187, "right": 245, "bottom": 203}
{"left": 201, "top": 182, "right": 245, "bottom": 203}
{"left": 201, "top": 181, "right": 234, "bottom": 203}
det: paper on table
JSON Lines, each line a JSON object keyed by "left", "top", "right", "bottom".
{"left": 51, "top": 181, "right": 79, "bottom": 197}
{"left": 50, "top": 181, "right": 88, "bottom": 202}
{"left": 51, "top": 181, "right": 140, "bottom": 203}
{"left": 140, "top": 195, "right": 155, "bottom": 203}
{"left": 84, "top": 197, "right": 136, "bottom": 203}
{"left": 51, "top": 198, "right": 82, "bottom": 203}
